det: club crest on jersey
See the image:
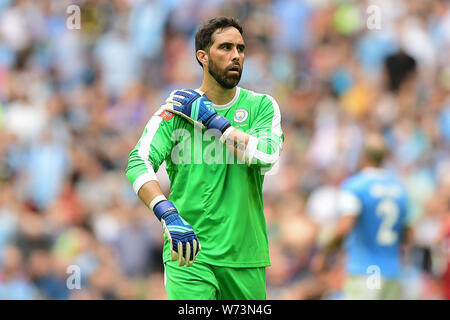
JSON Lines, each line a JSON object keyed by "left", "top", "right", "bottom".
{"left": 234, "top": 109, "right": 248, "bottom": 123}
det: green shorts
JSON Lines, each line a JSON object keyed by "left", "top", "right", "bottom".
{"left": 164, "top": 260, "right": 266, "bottom": 300}
{"left": 342, "top": 275, "right": 402, "bottom": 300}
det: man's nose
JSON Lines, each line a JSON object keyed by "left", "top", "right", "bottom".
{"left": 231, "top": 47, "right": 240, "bottom": 62}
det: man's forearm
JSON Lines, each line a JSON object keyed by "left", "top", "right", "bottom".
{"left": 220, "top": 126, "right": 282, "bottom": 168}
{"left": 136, "top": 173, "right": 201, "bottom": 267}
{"left": 220, "top": 126, "right": 262, "bottom": 166}
{"left": 220, "top": 127, "right": 250, "bottom": 162}
{"left": 137, "top": 180, "right": 167, "bottom": 211}
{"left": 322, "top": 215, "right": 357, "bottom": 254}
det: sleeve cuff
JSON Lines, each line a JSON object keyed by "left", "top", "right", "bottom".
{"left": 338, "top": 191, "right": 362, "bottom": 216}
{"left": 132, "top": 171, "right": 158, "bottom": 194}
{"left": 244, "top": 136, "right": 259, "bottom": 165}
{"left": 219, "top": 126, "right": 235, "bottom": 144}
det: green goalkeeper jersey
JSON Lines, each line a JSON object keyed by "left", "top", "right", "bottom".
{"left": 126, "top": 87, "right": 284, "bottom": 267}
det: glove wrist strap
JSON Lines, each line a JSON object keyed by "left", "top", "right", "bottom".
{"left": 153, "top": 200, "right": 176, "bottom": 221}
{"left": 205, "top": 114, "right": 231, "bottom": 133}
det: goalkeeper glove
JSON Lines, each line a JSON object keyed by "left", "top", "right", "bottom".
{"left": 153, "top": 200, "right": 201, "bottom": 267}
{"left": 164, "top": 89, "right": 231, "bottom": 133}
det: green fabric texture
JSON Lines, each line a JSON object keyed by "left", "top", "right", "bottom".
{"left": 164, "top": 260, "right": 266, "bottom": 300}
{"left": 126, "top": 87, "right": 284, "bottom": 267}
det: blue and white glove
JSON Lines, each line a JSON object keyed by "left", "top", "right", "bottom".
{"left": 164, "top": 89, "right": 231, "bottom": 133}
{"left": 153, "top": 200, "right": 201, "bottom": 267}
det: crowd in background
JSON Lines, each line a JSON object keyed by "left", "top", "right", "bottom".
{"left": 0, "top": 0, "right": 449, "bottom": 299}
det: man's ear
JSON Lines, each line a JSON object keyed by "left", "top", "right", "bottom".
{"left": 196, "top": 50, "right": 208, "bottom": 68}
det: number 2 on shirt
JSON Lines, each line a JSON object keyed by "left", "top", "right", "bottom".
{"left": 376, "top": 199, "right": 399, "bottom": 246}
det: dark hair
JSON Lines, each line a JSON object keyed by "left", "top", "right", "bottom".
{"left": 384, "top": 51, "right": 417, "bottom": 92}
{"left": 194, "top": 17, "right": 243, "bottom": 67}
{"left": 363, "top": 134, "right": 387, "bottom": 166}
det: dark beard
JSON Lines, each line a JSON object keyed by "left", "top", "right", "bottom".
{"left": 208, "top": 59, "right": 242, "bottom": 89}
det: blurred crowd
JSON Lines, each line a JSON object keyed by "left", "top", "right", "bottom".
{"left": 0, "top": 0, "right": 449, "bottom": 299}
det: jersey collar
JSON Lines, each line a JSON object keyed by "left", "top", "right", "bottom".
{"left": 195, "top": 87, "right": 241, "bottom": 110}
{"left": 362, "top": 167, "right": 387, "bottom": 176}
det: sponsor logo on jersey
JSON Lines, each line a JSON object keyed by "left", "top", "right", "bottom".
{"left": 159, "top": 110, "right": 174, "bottom": 121}
{"left": 234, "top": 108, "right": 248, "bottom": 123}
{"left": 370, "top": 184, "right": 403, "bottom": 198}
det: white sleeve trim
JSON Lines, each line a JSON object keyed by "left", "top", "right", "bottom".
{"left": 133, "top": 114, "right": 164, "bottom": 195}
{"left": 133, "top": 171, "right": 158, "bottom": 194}
{"left": 138, "top": 116, "right": 163, "bottom": 172}
{"left": 219, "top": 126, "right": 234, "bottom": 144}
{"left": 244, "top": 136, "right": 259, "bottom": 165}
{"left": 338, "top": 191, "right": 362, "bottom": 216}
{"left": 249, "top": 94, "right": 283, "bottom": 166}
{"left": 266, "top": 95, "right": 283, "bottom": 136}
{"left": 253, "top": 147, "right": 281, "bottom": 165}
{"left": 149, "top": 195, "right": 167, "bottom": 211}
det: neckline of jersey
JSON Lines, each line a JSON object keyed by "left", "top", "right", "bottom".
{"left": 194, "top": 87, "right": 241, "bottom": 110}
{"left": 362, "top": 167, "right": 387, "bottom": 176}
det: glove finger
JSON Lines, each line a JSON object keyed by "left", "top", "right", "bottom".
{"left": 162, "top": 220, "right": 172, "bottom": 242}
{"left": 185, "top": 242, "right": 192, "bottom": 267}
{"left": 177, "top": 241, "right": 185, "bottom": 266}
{"left": 186, "top": 89, "right": 200, "bottom": 97}
{"left": 193, "top": 239, "right": 201, "bottom": 261}
{"left": 170, "top": 95, "right": 189, "bottom": 105}
{"left": 163, "top": 104, "right": 187, "bottom": 118}
{"left": 165, "top": 97, "right": 182, "bottom": 107}
{"left": 168, "top": 90, "right": 191, "bottom": 102}
{"left": 170, "top": 239, "right": 178, "bottom": 262}
{"left": 188, "top": 240, "right": 197, "bottom": 267}
{"left": 163, "top": 103, "right": 175, "bottom": 111}
{"left": 167, "top": 89, "right": 187, "bottom": 100}
{"left": 177, "top": 89, "right": 199, "bottom": 99}
{"left": 165, "top": 108, "right": 206, "bottom": 129}
{"left": 169, "top": 89, "right": 182, "bottom": 96}
{"left": 167, "top": 93, "right": 188, "bottom": 104}
{"left": 192, "top": 239, "right": 198, "bottom": 258}
{"left": 168, "top": 89, "right": 199, "bottom": 107}
{"left": 162, "top": 220, "right": 177, "bottom": 261}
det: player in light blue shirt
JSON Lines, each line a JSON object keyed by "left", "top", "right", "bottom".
{"left": 313, "top": 134, "right": 412, "bottom": 299}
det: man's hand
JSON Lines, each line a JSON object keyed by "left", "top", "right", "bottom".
{"left": 310, "top": 250, "right": 328, "bottom": 275}
{"left": 164, "top": 89, "right": 231, "bottom": 133}
{"left": 153, "top": 200, "right": 201, "bottom": 267}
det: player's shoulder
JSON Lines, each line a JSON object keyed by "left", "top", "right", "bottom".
{"left": 155, "top": 108, "right": 175, "bottom": 122}
{"left": 386, "top": 172, "right": 405, "bottom": 186}
{"left": 147, "top": 106, "right": 178, "bottom": 128}
{"left": 359, "top": 168, "right": 407, "bottom": 198}
{"left": 361, "top": 168, "right": 404, "bottom": 188}
{"left": 341, "top": 172, "right": 369, "bottom": 193}
{"left": 239, "top": 87, "right": 280, "bottom": 110}
{"left": 385, "top": 173, "right": 408, "bottom": 197}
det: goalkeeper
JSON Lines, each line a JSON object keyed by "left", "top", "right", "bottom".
{"left": 126, "top": 17, "right": 284, "bottom": 300}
